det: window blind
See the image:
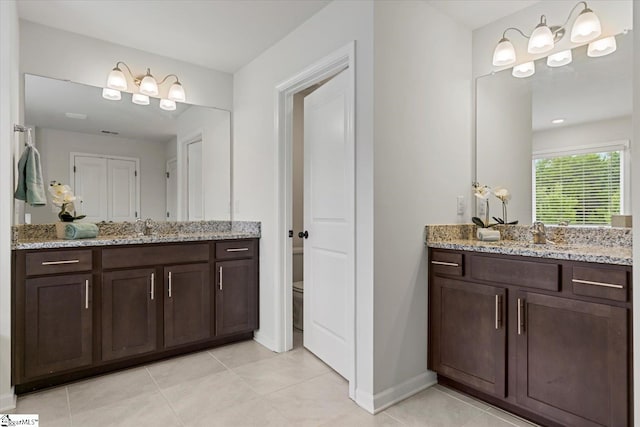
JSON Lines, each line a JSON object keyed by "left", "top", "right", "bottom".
{"left": 533, "top": 151, "right": 621, "bottom": 225}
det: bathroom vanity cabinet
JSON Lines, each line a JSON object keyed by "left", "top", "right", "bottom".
{"left": 12, "top": 238, "right": 259, "bottom": 393}
{"left": 428, "top": 248, "right": 631, "bottom": 427}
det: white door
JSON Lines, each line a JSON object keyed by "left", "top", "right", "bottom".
{"left": 187, "top": 140, "right": 204, "bottom": 220}
{"left": 166, "top": 158, "right": 177, "bottom": 220}
{"left": 107, "top": 159, "right": 137, "bottom": 221}
{"left": 73, "top": 155, "right": 108, "bottom": 221}
{"left": 303, "top": 69, "right": 352, "bottom": 379}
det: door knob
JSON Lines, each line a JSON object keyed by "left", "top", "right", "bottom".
{"left": 298, "top": 231, "right": 309, "bottom": 239}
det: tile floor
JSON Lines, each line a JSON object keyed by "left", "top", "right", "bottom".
{"left": 7, "top": 331, "right": 538, "bottom": 427}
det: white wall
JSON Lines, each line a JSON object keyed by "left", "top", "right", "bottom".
{"left": 632, "top": 3, "right": 639, "bottom": 423}
{"left": 472, "top": 0, "right": 633, "bottom": 78}
{"left": 373, "top": 0, "right": 471, "bottom": 400}
{"left": 176, "top": 108, "right": 231, "bottom": 220}
{"left": 25, "top": 127, "right": 169, "bottom": 223}
{"left": 476, "top": 71, "right": 532, "bottom": 224}
{"left": 20, "top": 20, "right": 233, "bottom": 110}
{"left": 233, "top": 0, "right": 375, "bottom": 404}
{"left": 0, "top": 0, "right": 19, "bottom": 411}
{"left": 533, "top": 115, "right": 632, "bottom": 152}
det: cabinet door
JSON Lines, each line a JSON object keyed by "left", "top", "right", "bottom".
{"left": 164, "top": 263, "right": 210, "bottom": 347}
{"left": 102, "top": 268, "right": 157, "bottom": 361}
{"left": 24, "top": 274, "right": 92, "bottom": 378}
{"left": 516, "top": 292, "right": 628, "bottom": 427}
{"left": 215, "top": 259, "right": 258, "bottom": 336}
{"left": 431, "top": 277, "right": 506, "bottom": 397}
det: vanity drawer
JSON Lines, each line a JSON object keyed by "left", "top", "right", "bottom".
{"left": 571, "top": 266, "right": 629, "bottom": 302}
{"left": 26, "top": 249, "right": 93, "bottom": 276}
{"left": 102, "top": 243, "right": 209, "bottom": 269}
{"left": 215, "top": 240, "right": 256, "bottom": 260}
{"left": 430, "top": 251, "right": 463, "bottom": 276}
{"left": 471, "top": 255, "right": 560, "bottom": 291}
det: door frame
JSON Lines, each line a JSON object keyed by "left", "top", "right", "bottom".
{"left": 273, "top": 42, "right": 355, "bottom": 398}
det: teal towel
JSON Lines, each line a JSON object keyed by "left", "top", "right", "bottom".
{"left": 63, "top": 223, "right": 99, "bottom": 240}
{"left": 14, "top": 145, "right": 47, "bottom": 206}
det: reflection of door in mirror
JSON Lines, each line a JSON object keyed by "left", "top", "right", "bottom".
{"left": 72, "top": 153, "right": 139, "bottom": 222}
{"left": 187, "top": 140, "right": 203, "bottom": 220}
{"left": 166, "top": 158, "right": 177, "bottom": 220}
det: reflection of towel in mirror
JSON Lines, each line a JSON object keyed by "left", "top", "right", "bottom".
{"left": 14, "top": 145, "right": 47, "bottom": 206}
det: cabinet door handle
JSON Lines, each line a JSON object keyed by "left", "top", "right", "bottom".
{"left": 42, "top": 259, "right": 80, "bottom": 265}
{"left": 168, "top": 271, "right": 172, "bottom": 298}
{"left": 495, "top": 295, "right": 500, "bottom": 329}
{"left": 85, "top": 279, "right": 89, "bottom": 309}
{"left": 226, "top": 248, "right": 249, "bottom": 252}
{"left": 517, "top": 298, "right": 524, "bottom": 335}
{"left": 219, "top": 266, "right": 223, "bottom": 291}
{"left": 571, "top": 278, "right": 624, "bottom": 289}
{"left": 150, "top": 273, "right": 155, "bottom": 300}
{"left": 431, "top": 261, "right": 459, "bottom": 267}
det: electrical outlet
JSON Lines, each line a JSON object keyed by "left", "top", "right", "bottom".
{"left": 456, "top": 196, "right": 465, "bottom": 215}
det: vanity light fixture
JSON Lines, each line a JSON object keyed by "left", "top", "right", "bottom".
{"left": 103, "top": 61, "right": 186, "bottom": 109}
{"left": 492, "top": 1, "right": 605, "bottom": 75}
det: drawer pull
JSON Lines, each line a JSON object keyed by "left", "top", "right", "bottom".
{"left": 226, "top": 248, "right": 249, "bottom": 252}
{"left": 517, "top": 298, "right": 524, "bottom": 335}
{"left": 150, "top": 273, "right": 155, "bottom": 300}
{"left": 219, "top": 266, "right": 223, "bottom": 291}
{"left": 572, "top": 279, "right": 624, "bottom": 289}
{"left": 431, "top": 261, "right": 459, "bottom": 267}
{"left": 168, "top": 272, "right": 172, "bottom": 298}
{"left": 41, "top": 259, "right": 80, "bottom": 266}
{"left": 85, "top": 280, "right": 89, "bottom": 309}
{"left": 495, "top": 295, "right": 500, "bottom": 330}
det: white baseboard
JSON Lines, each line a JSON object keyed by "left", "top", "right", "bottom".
{"left": 0, "top": 390, "right": 16, "bottom": 412}
{"left": 356, "top": 371, "right": 437, "bottom": 414}
{"left": 253, "top": 331, "right": 279, "bottom": 352}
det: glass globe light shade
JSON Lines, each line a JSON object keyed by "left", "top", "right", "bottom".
{"left": 528, "top": 23, "right": 554, "bottom": 54}
{"left": 571, "top": 8, "right": 602, "bottom": 43}
{"left": 587, "top": 36, "right": 617, "bottom": 57}
{"left": 159, "top": 98, "right": 177, "bottom": 111}
{"left": 102, "top": 88, "right": 121, "bottom": 101}
{"left": 546, "top": 50, "right": 572, "bottom": 67}
{"left": 132, "top": 93, "right": 150, "bottom": 105}
{"left": 512, "top": 61, "right": 535, "bottom": 78}
{"left": 168, "top": 82, "right": 186, "bottom": 102}
{"left": 492, "top": 38, "right": 516, "bottom": 67}
{"left": 106, "top": 67, "right": 127, "bottom": 91}
{"left": 139, "top": 70, "right": 159, "bottom": 97}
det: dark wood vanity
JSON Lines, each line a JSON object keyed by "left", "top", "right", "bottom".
{"left": 12, "top": 238, "right": 259, "bottom": 393}
{"left": 428, "top": 248, "right": 632, "bottom": 427}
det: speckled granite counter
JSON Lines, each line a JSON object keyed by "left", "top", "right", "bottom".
{"left": 12, "top": 220, "right": 260, "bottom": 250}
{"left": 425, "top": 224, "right": 632, "bottom": 266}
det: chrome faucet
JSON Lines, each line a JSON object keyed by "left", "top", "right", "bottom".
{"left": 531, "top": 221, "right": 547, "bottom": 244}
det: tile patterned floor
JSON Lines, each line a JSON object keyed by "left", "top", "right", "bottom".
{"left": 6, "top": 331, "right": 538, "bottom": 427}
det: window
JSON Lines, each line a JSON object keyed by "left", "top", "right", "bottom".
{"left": 533, "top": 142, "right": 628, "bottom": 226}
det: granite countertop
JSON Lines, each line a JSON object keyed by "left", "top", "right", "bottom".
{"left": 425, "top": 224, "right": 632, "bottom": 266}
{"left": 12, "top": 220, "right": 261, "bottom": 250}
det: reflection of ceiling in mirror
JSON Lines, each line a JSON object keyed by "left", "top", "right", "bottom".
{"left": 25, "top": 74, "right": 202, "bottom": 143}
{"left": 531, "top": 31, "right": 632, "bottom": 132}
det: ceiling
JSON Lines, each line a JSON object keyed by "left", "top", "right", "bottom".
{"left": 17, "top": 0, "right": 331, "bottom": 73}
{"left": 16, "top": 0, "right": 545, "bottom": 74}
{"left": 424, "top": 0, "right": 540, "bottom": 30}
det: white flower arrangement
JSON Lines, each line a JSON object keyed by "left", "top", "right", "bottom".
{"left": 48, "top": 181, "right": 85, "bottom": 222}
{"left": 472, "top": 182, "right": 517, "bottom": 228}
